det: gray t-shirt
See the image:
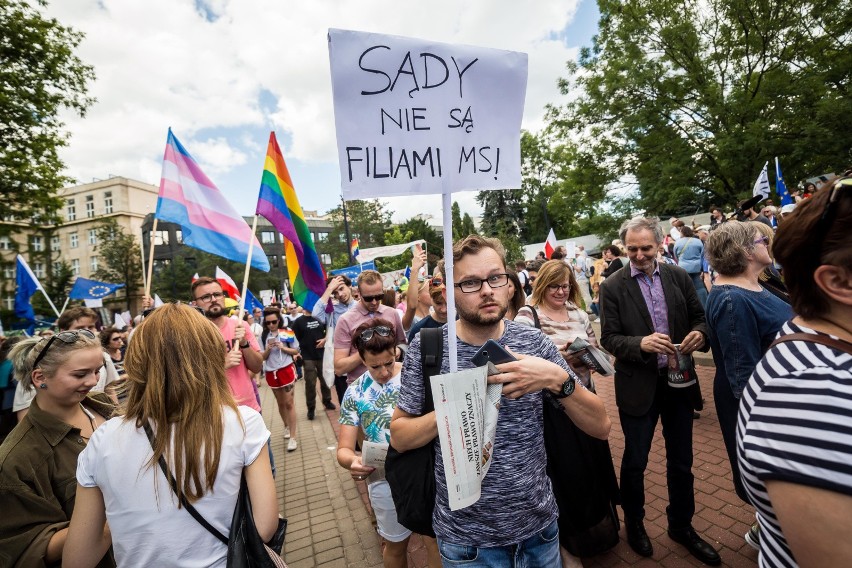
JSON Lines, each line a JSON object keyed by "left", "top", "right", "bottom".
{"left": 397, "top": 319, "right": 576, "bottom": 547}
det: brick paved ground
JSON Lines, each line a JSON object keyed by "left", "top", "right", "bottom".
{"left": 262, "top": 361, "right": 758, "bottom": 568}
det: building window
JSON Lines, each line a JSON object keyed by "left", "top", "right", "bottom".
{"left": 70, "top": 233, "right": 79, "bottom": 248}
{"left": 31, "top": 235, "right": 44, "bottom": 252}
{"left": 3, "top": 297, "right": 13, "bottom": 311}
{"left": 90, "top": 257, "right": 98, "bottom": 272}
{"left": 268, "top": 255, "right": 279, "bottom": 268}
{"left": 261, "top": 231, "right": 276, "bottom": 244}
{"left": 0, "top": 236, "right": 10, "bottom": 250}
{"left": 321, "top": 253, "right": 332, "bottom": 265}
{"left": 71, "top": 259, "right": 80, "bottom": 275}
{"left": 154, "top": 230, "right": 169, "bottom": 245}
{"left": 3, "top": 264, "right": 13, "bottom": 279}
{"left": 85, "top": 195, "right": 95, "bottom": 218}
{"left": 88, "top": 229, "right": 97, "bottom": 245}
{"left": 51, "top": 235, "right": 60, "bottom": 252}
{"left": 338, "top": 234, "right": 347, "bottom": 243}
{"left": 315, "top": 231, "right": 329, "bottom": 242}
{"left": 52, "top": 261, "right": 62, "bottom": 274}
{"left": 104, "top": 191, "right": 113, "bottom": 214}
{"left": 175, "top": 230, "right": 183, "bottom": 244}
{"left": 66, "top": 199, "right": 76, "bottom": 221}
{"left": 34, "top": 262, "right": 45, "bottom": 279}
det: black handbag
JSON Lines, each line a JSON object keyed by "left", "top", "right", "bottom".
{"left": 385, "top": 326, "right": 443, "bottom": 537}
{"left": 144, "top": 424, "right": 287, "bottom": 567}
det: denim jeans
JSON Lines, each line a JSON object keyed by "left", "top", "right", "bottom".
{"left": 688, "top": 272, "right": 708, "bottom": 308}
{"left": 437, "top": 519, "right": 561, "bottom": 567}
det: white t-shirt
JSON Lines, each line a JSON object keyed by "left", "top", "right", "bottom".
{"left": 76, "top": 406, "right": 270, "bottom": 567}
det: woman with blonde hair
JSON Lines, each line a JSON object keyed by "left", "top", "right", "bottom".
{"left": 515, "top": 259, "right": 596, "bottom": 387}
{"left": 0, "top": 329, "right": 114, "bottom": 567}
{"left": 64, "top": 304, "right": 278, "bottom": 567}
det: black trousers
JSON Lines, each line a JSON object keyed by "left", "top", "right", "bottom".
{"left": 619, "top": 374, "right": 696, "bottom": 530}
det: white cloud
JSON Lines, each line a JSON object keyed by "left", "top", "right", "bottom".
{"left": 45, "top": 0, "right": 582, "bottom": 213}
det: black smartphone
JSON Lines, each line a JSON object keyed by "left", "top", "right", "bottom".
{"left": 471, "top": 339, "right": 517, "bottom": 367}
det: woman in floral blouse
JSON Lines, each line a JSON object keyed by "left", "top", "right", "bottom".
{"left": 337, "top": 319, "right": 438, "bottom": 568}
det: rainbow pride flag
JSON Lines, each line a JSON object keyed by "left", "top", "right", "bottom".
{"left": 350, "top": 238, "right": 360, "bottom": 260}
{"left": 156, "top": 129, "right": 269, "bottom": 271}
{"left": 255, "top": 132, "right": 325, "bottom": 309}
{"left": 279, "top": 328, "right": 296, "bottom": 343}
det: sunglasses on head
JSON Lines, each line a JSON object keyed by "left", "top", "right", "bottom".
{"left": 359, "top": 326, "right": 392, "bottom": 342}
{"left": 361, "top": 294, "right": 384, "bottom": 303}
{"left": 32, "top": 329, "right": 96, "bottom": 369}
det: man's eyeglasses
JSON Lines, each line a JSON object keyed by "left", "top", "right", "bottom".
{"left": 361, "top": 294, "right": 384, "bottom": 303}
{"left": 359, "top": 326, "right": 392, "bottom": 342}
{"left": 753, "top": 236, "right": 770, "bottom": 247}
{"left": 454, "top": 273, "right": 510, "bottom": 293}
{"left": 33, "top": 329, "right": 96, "bottom": 369}
{"left": 195, "top": 291, "right": 224, "bottom": 303}
{"left": 547, "top": 283, "right": 572, "bottom": 292}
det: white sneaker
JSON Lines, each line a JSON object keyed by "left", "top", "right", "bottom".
{"left": 287, "top": 438, "right": 298, "bottom": 452}
{"left": 283, "top": 426, "right": 291, "bottom": 439}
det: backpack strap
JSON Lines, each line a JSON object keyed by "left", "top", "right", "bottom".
{"left": 419, "top": 327, "right": 443, "bottom": 414}
{"left": 769, "top": 332, "right": 852, "bottom": 355}
{"left": 530, "top": 306, "right": 541, "bottom": 330}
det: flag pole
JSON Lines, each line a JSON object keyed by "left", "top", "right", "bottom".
{"left": 59, "top": 296, "right": 70, "bottom": 316}
{"left": 39, "top": 288, "right": 62, "bottom": 319}
{"left": 238, "top": 215, "right": 260, "bottom": 320}
{"left": 140, "top": 231, "right": 148, "bottom": 296}
{"left": 442, "top": 191, "right": 458, "bottom": 372}
{"left": 144, "top": 218, "right": 158, "bottom": 300}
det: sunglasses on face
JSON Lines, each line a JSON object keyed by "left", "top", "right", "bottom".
{"left": 265, "top": 319, "right": 280, "bottom": 326}
{"left": 359, "top": 326, "right": 392, "bottom": 341}
{"left": 361, "top": 294, "right": 384, "bottom": 303}
{"left": 753, "top": 236, "right": 770, "bottom": 247}
{"left": 33, "top": 329, "right": 96, "bottom": 369}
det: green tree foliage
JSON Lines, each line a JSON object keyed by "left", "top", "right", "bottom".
{"left": 0, "top": 0, "right": 96, "bottom": 222}
{"left": 325, "top": 199, "right": 393, "bottom": 269}
{"left": 93, "top": 219, "right": 142, "bottom": 310}
{"left": 460, "top": 213, "right": 477, "bottom": 239}
{"left": 451, "top": 201, "right": 463, "bottom": 241}
{"left": 151, "top": 250, "right": 280, "bottom": 303}
{"left": 545, "top": 0, "right": 852, "bottom": 215}
{"left": 379, "top": 216, "right": 443, "bottom": 272}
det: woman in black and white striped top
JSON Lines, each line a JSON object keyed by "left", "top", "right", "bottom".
{"left": 737, "top": 174, "right": 852, "bottom": 568}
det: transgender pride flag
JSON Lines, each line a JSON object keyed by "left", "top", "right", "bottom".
{"left": 156, "top": 129, "right": 270, "bottom": 272}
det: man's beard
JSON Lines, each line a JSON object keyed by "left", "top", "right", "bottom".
{"left": 205, "top": 305, "right": 224, "bottom": 319}
{"left": 455, "top": 299, "right": 508, "bottom": 326}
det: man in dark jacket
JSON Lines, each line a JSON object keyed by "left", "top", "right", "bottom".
{"left": 599, "top": 217, "right": 720, "bottom": 566}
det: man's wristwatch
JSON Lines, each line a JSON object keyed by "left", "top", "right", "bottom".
{"left": 239, "top": 341, "right": 250, "bottom": 349}
{"left": 553, "top": 374, "right": 576, "bottom": 399}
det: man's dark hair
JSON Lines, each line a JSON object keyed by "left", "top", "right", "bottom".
{"left": 326, "top": 274, "right": 351, "bottom": 287}
{"left": 57, "top": 306, "right": 98, "bottom": 331}
{"left": 190, "top": 276, "right": 219, "bottom": 298}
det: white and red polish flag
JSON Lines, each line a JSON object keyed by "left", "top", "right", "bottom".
{"left": 544, "top": 228, "right": 557, "bottom": 259}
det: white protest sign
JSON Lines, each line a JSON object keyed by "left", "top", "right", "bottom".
{"left": 328, "top": 29, "right": 528, "bottom": 200}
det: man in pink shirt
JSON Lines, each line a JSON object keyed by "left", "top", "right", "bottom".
{"left": 191, "top": 277, "right": 263, "bottom": 411}
{"left": 333, "top": 270, "right": 406, "bottom": 388}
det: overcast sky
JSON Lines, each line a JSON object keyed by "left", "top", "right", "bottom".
{"left": 46, "top": 0, "right": 599, "bottom": 222}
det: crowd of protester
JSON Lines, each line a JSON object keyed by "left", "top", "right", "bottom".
{"left": 0, "top": 174, "right": 849, "bottom": 567}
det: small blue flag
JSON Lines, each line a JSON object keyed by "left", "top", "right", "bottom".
{"left": 69, "top": 277, "right": 125, "bottom": 300}
{"left": 15, "top": 255, "right": 40, "bottom": 322}
{"left": 404, "top": 266, "right": 411, "bottom": 280}
{"left": 776, "top": 157, "right": 793, "bottom": 206}
{"left": 244, "top": 289, "right": 264, "bottom": 313}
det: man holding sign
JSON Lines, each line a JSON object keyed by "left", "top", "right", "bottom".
{"left": 391, "top": 236, "right": 610, "bottom": 566}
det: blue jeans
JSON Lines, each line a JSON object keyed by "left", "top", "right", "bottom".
{"left": 437, "top": 519, "right": 561, "bottom": 567}
{"left": 688, "top": 272, "right": 708, "bottom": 308}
